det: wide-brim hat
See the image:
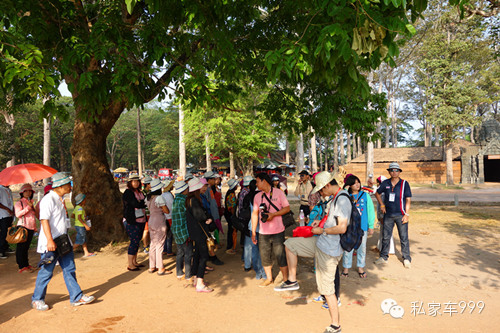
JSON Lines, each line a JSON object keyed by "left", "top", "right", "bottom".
{"left": 150, "top": 179, "right": 164, "bottom": 192}
{"left": 75, "top": 193, "right": 86, "bottom": 205}
{"left": 129, "top": 174, "right": 140, "bottom": 181}
{"left": 387, "top": 162, "right": 402, "bottom": 172}
{"left": 243, "top": 175, "right": 254, "bottom": 186}
{"left": 164, "top": 180, "right": 175, "bottom": 192}
{"left": 271, "top": 175, "right": 280, "bottom": 181}
{"left": 142, "top": 176, "right": 153, "bottom": 184}
{"left": 204, "top": 171, "right": 216, "bottom": 179}
{"left": 228, "top": 179, "right": 238, "bottom": 190}
{"left": 311, "top": 167, "right": 347, "bottom": 194}
{"left": 174, "top": 181, "right": 189, "bottom": 194}
{"left": 52, "top": 172, "right": 72, "bottom": 188}
{"left": 199, "top": 178, "right": 208, "bottom": 185}
{"left": 20, "top": 183, "right": 33, "bottom": 193}
{"left": 188, "top": 178, "right": 204, "bottom": 192}
{"left": 184, "top": 172, "right": 194, "bottom": 181}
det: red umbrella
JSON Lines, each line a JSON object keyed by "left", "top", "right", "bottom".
{"left": 0, "top": 163, "right": 58, "bottom": 186}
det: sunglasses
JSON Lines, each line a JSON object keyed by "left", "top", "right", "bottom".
{"left": 390, "top": 169, "right": 401, "bottom": 172}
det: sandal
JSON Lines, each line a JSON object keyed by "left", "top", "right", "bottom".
{"left": 148, "top": 268, "right": 158, "bottom": 273}
{"left": 341, "top": 272, "right": 349, "bottom": 277}
{"left": 127, "top": 267, "right": 140, "bottom": 271}
{"left": 196, "top": 285, "right": 214, "bottom": 293}
{"left": 157, "top": 270, "right": 172, "bottom": 276}
{"left": 205, "top": 266, "right": 214, "bottom": 271}
{"left": 358, "top": 271, "right": 367, "bottom": 278}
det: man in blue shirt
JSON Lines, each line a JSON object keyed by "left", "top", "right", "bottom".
{"left": 374, "top": 162, "right": 412, "bottom": 268}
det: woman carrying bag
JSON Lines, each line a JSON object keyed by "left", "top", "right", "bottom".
{"left": 186, "top": 178, "right": 216, "bottom": 293}
{"left": 14, "top": 184, "right": 37, "bottom": 273}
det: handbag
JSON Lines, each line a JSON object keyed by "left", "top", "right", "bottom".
{"left": 197, "top": 220, "right": 217, "bottom": 255}
{"left": 262, "top": 190, "right": 296, "bottom": 229}
{"left": 6, "top": 226, "right": 28, "bottom": 244}
{"left": 231, "top": 215, "right": 251, "bottom": 237}
{"left": 54, "top": 234, "right": 72, "bottom": 256}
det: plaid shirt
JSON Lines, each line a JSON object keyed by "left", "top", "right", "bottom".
{"left": 171, "top": 193, "right": 189, "bottom": 244}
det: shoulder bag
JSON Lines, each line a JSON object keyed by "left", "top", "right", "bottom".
{"left": 262, "top": 190, "right": 296, "bottom": 229}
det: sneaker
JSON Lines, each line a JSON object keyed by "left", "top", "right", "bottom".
{"left": 71, "top": 294, "right": 95, "bottom": 307}
{"left": 244, "top": 267, "right": 252, "bottom": 272}
{"left": 324, "top": 324, "right": 342, "bottom": 333}
{"left": 274, "top": 280, "right": 300, "bottom": 292}
{"left": 404, "top": 259, "right": 411, "bottom": 269}
{"left": 313, "top": 295, "right": 326, "bottom": 303}
{"left": 32, "top": 300, "right": 49, "bottom": 311}
{"left": 0, "top": 253, "right": 7, "bottom": 260}
{"left": 6, "top": 248, "right": 15, "bottom": 254}
{"left": 374, "top": 257, "right": 388, "bottom": 265}
{"left": 321, "top": 298, "right": 341, "bottom": 310}
{"left": 211, "top": 258, "right": 224, "bottom": 265}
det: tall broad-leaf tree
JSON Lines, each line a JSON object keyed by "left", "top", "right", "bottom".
{"left": 1, "top": 0, "right": 445, "bottom": 242}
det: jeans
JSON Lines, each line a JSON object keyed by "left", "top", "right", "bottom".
{"left": 342, "top": 230, "right": 368, "bottom": 269}
{"left": 0, "top": 216, "right": 14, "bottom": 253}
{"left": 126, "top": 222, "right": 145, "bottom": 255}
{"left": 244, "top": 234, "right": 266, "bottom": 279}
{"left": 32, "top": 250, "right": 83, "bottom": 304}
{"left": 381, "top": 214, "right": 411, "bottom": 261}
{"left": 176, "top": 241, "right": 193, "bottom": 278}
{"left": 16, "top": 229, "right": 34, "bottom": 269}
{"left": 163, "top": 219, "right": 173, "bottom": 254}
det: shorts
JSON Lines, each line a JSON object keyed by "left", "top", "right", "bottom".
{"left": 75, "top": 226, "right": 86, "bottom": 245}
{"left": 258, "top": 232, "right": 287, "bottom": 267}
{"left": 285, "top": 236, "right": 340, "bottom": 296}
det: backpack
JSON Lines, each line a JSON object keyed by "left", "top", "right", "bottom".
{"left": 333, "top": 192, "right": 363, "bottom": 252}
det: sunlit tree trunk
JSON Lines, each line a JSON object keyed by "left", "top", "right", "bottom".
{"left": 205, "top": 133, "right": 212, "bottom": 171}
{"left": 296, "top": 133, "right": 304, "bottom": 173}
{"left": 136, "top": 108, "right": 143, "bottom": 177}
{"left": 229, "top": 151, "right": 235, "bottom": 178}
{"left": 339, "top": 129, "right": 345, "bottom": 165}
{"left": 346, "top": 132, "right": 352, "bottom": 163}
{"left": 178, "top": 104, "right": 186, "bottom": 178}
{"left": 333, "top": 133, "right": 339, "bottom": 170}
{"left": 310, "top": 127, "right": 318, "bottom": 173}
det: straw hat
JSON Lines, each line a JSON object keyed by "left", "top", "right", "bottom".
{"left": 204, "top": 171, "right": 216, "bottom": 179}
{"left": 243, "top": 175, "right": 254, "bottom": 186}
{"left": 188, "top": 178, "right": 203, "bottom": 192}
{"left": 20, "top": 184, "right": 33, "bottom": 193}
{"left": 75, "top": 193, "right": 86, "bottom": 205}
{"left": 163, "top": 180, "right": 175, "bottom": 192}
{"left": 150, "top": 179, "right": 164, "bottom": 192}
{"left": 228, "top": 179, "right": 238, "bottom": 190}
{"left": 387, "top": 162, "right": 402, "bottom": 172}
{"left": 174, "top": 181, "right": 189, "bottom": 194}
{"left": 128, "top": 174, "right": 140, "bottom": 181}
{"left": 52, "top": 172, "right": 72, "bottom": 188}
{"left": 310, "top": 167, "right": 347, "bottom": 194}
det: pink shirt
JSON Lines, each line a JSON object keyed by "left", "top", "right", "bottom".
{"left": 15, "top": 198, "right": 37, "bottom": 231}
{"left": 253, "top": 188, "right": 289, "bottom": 235}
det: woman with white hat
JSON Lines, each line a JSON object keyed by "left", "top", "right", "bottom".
{"left": 186, "top": 178, "right": 216, "bottom": 293}
{"left": 146, "top": 179, "right": 172, "bottom": 275}
{"left": 14, "top": 184, "right": 37, "bottom": 273}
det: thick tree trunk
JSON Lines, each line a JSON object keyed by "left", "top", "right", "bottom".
{"left": 346, "top": 132, "right": 351, "bottom": 163}
{"left": 310, "top": 128, "right": 318, "bottom": 173}
{"left": 205, "top": 133, "right": 212, "bottom": 171}
{"left": 285, "top": 139, "right": 290, "bottom": 164}
{"left": 339, "top": 130, "right": 345, "bottom": 165}
{"left": 71, "top": 102, "right": 125, "bottom": 244}
{"left": 445, "top": 140, "right": 454, "bottom": 185}
{"left": 296, "top": 133, "right": 304, "bottom": 173}
{"left": 178, "top": 104, "right": 186, "bottom": 177}
{"left": 333, "top": 133, "right": 339, "bottom": 170}
{"left": 229, "top": 151, "right": 235, "bottom": 178}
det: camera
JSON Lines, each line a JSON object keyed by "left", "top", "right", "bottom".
{"left": 259, "top": 203, "right": 269, "bottom": 223}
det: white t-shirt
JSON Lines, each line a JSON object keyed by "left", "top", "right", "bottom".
{"left": 37, "top": 190, "right": 70, "bottom": 253}
{"left": 0, "top": 185, "right": 14, "bottom": 219}
{"left": 161, "top": 192, "right": 174, "bottom": 219}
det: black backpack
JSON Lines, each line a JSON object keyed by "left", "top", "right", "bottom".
{"left": 333, "top": 192, "right": 363, "bottom": 252}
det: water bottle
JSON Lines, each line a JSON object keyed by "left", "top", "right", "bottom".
{"left": 299, "top": 209, "right": 305, "bottom": 226}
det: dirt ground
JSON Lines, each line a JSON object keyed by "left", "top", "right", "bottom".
{"left": 1, "top": 204, "right": 499, "bottom": 333}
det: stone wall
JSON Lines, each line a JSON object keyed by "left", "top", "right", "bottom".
{"left": 344, "top": 161, "right": 462, "bottom": 184}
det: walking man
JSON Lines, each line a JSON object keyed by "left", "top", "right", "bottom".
{"left": 31, "top": 172, "right": 95, "bottom": 311}
{"left": 374, "top": 162, "right": 412, "bottom": 268}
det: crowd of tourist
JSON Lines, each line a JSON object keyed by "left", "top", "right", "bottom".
{"left": 0, "top": 162, "right": 412, "bottom": 333}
